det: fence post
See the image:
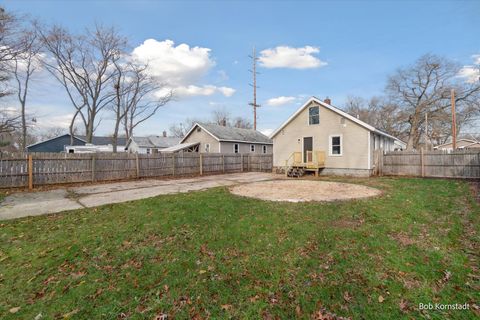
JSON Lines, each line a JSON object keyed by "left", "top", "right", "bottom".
{"left": 28, "top": 154, "right": 33, "bottom": 190}
{"left": 241, "top": 154, "right": 243, "bottom": 172}
{"left": 172, "top": 154, "right": 176, "bottom": 176}
{"left": 248, "top": 154, "right": 251, "bottom": 172}
{"left": 135, "top": 153, "right": 140, "bottom": 178}
{"left": 222, "top": 155, "right": 225, "bottom": 173}
{"left": 91, "top": 154, "right": 96, "bottom": 182}
{"left": 199, "top": 154, "right": 203, "bottom": 175}
{"left": 259, "top": 155, "right": 262, "bottom": 172}
{"left": 421, "top": 148, "right": 425, "bottom": 177}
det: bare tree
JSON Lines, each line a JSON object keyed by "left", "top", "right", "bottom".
{"left": 343, "top": 96, "right": 410, "bottom": 142}
{"left": 386, "top": 54, "right": 480, "bottom": 150}
{"left": 11, "top": 24, "right": 42, "bottom": 150}
{"left": 36, "top": 126, "right": 68, "bottom": 141}
{"left": 231, "top": 116, "right": 252, "bottom": 129}
{"left": 0, "top": 108, "right": 21, "bottom": 134}
{"left": 168, "top": 118, "right": 197, "bottom": 138}
{"left": 39, "top": 24, "right": 126, "bottom": 143}
{"left": 0, "top": 7, "right": 20, "bottom": 99}
{"left": 121, "top": 66, "right": 173, "bottom": 144}
{"left": 211, "top": 109, "right": 229, "bottom": 126}
{"left": 168, "top": 111, "right": 252, "bottom": 138}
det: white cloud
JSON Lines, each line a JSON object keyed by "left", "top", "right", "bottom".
{"left": 175, "top": 85, "right": 235, "bottom": 97}
{"left": 260, "top": 128, "right": 273, "bottom": 136}
{"left": 259, "top": 46, "right": 327, "bottom": 69}
{"left": 473, "top": 54, "right": 480, "bottom": 65}
{"left": 131, "top": 39, "right": 235, "bottom": 97}
{"left": 266, "top": 96, "right": 297, "bottom": 107}
{"left": 132, "top": 39, "right": 214, "bottom": 86}
{"left": 458, "top": 54, "right": 480, "bottom": 83}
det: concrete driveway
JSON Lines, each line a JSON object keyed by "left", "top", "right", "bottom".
{"left": 0, "top": 172, "right": 278, "bottom": 220}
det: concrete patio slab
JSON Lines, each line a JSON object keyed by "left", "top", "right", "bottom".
{"left": 0, "top": 172, "right": 278, "bottom": 220}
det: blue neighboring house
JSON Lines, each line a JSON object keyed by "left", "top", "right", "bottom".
{"left": 26, "top": 134, "right": 127, "bottom": 153}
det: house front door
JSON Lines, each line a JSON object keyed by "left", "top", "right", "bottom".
{"left": 303, "top": 137, "right": 313, "bottom": 163}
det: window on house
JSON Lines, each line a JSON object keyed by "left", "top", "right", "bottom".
{"left": 233, "top": 143, "right": 239, "bottom": 153}
{"left": 330, "top": 135, "right": 342, "bottom": 156}
{"left": 146, "top": 148, "right": 151, "bottom": 154}
{"left": 205, "top": 143, "right": 210, "bottom": 153}
{"left": 309, "top": 106, "right": 319, "bottom": 125}
{"left": 262, "top": 145, "right": 267, "bottom": 154}
{"left": 250, "top": 144, "right": 255, "bottom": 152}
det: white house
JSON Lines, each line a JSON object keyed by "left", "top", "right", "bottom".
{"left": 126, "top": 133, "right": 181, "bottom": 154}
{"left": 270, "top": 96, "right": 403, "bottom": 176}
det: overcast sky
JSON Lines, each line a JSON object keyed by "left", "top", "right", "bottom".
{"left": 4, "top": 0, "right": 480, "bottom": 137}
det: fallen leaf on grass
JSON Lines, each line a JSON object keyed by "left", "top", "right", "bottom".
{"left": 221, "top": 304, "right": 232, "bottom": 311}
{"left": 199, "top": 269, "right": 207, "bottom": 274}
{"left": 343, "top": 291, "right": 352, "bottom": 302}
{"left": 295, "top": 305, "right": 302, "bottom": 316}
{"left": 9, "top": 307, "right": 20, "bottom": 313}
{"left": 62, "top": 308, "right": 79, "bottom": 319}
{"left": 378, "top": 295, "right": 385, "bottom": 303}
{"left": 399, "top": 299, "right": 409, "bottom": 313}
{"left": 152, "top": 313, "right": 168, "bottom": 320}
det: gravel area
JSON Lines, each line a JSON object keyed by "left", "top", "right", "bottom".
{"left": 230, "top": 180, "right": 382, "bottom": 202}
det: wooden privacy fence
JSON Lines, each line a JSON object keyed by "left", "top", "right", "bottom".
{"left": 0, "top": 152, "right": 273, "bottom": 189}
{"left": 379, "top": 149, "right": 480, "bottom": 179}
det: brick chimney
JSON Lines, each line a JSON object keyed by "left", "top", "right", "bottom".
{"left": 324, "top": 97, "right": 331, "bottom": 105}
{"left": 162, "top": 130, "right": 167, "bottom": 137}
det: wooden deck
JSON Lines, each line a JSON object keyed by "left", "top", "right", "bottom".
{"left": 285, "top": 151, "right": 325, "bottom": 177}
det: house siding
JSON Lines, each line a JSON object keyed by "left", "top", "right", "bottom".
{"left": 220, "top": 142, "right": 272, "bottom": 154}
{"left": 272, "top": 101, "right": 371, "bottom": 170}
{"left": 182, "top": 127, "right": 220, "bottom": 153}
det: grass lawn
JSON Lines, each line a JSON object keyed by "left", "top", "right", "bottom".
{"left": 0, "top": 177, "right": 479, "bottom": 319}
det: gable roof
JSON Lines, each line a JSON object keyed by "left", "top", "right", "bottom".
{"left": 269, "top": 96, "right": 400, "bottom": 141}
{"left": 127, "top": 136, "right": 181, "bottom": 149}
{"left": 26, "top": 134, "right": 86, "bottom": 150}
{"left": 434, "top": 138, "right": 480, "bottom": 149}
{"left": 26, "top": 134, "right": 128, "bottom": 150}
{"left": 181, "top": 122, "right": 273, "bottom": 144}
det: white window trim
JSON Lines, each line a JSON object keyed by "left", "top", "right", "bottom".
{"left": 262, "top": 145, "right": 267, "bottom": 154}
{"left": 308, "top": 106, "right": 320, "bottom": 126}
{"left": 233, "top": 143, "right": 239, "bottom": 153}
{"left": 250, "top": 144, "right": 255, "bottom": 152}
{"left": 329, "top": 134, "right": 343, "bottom": 156}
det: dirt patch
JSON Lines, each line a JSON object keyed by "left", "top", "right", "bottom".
{"left": 229, "top": 180, "right": 382, "bottom": 202}
{"left": 390, "top": 231, "right": 416, "bottom": 246}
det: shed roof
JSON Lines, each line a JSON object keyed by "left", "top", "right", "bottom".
{"left": 128, "top": 136, "right": 181, "bottom": 149}
{"left": 181, "top": 122, "right": 273, "bottom": 144}
{"left": 160, "top": 142, "right": 200, "bottom": 153}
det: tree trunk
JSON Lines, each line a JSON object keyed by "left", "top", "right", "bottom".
{"left": 112, "top": 119, "right": 120, "bottom": 153}
{"left": 21, "top": 101, "right": 26, "bottom": 151}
